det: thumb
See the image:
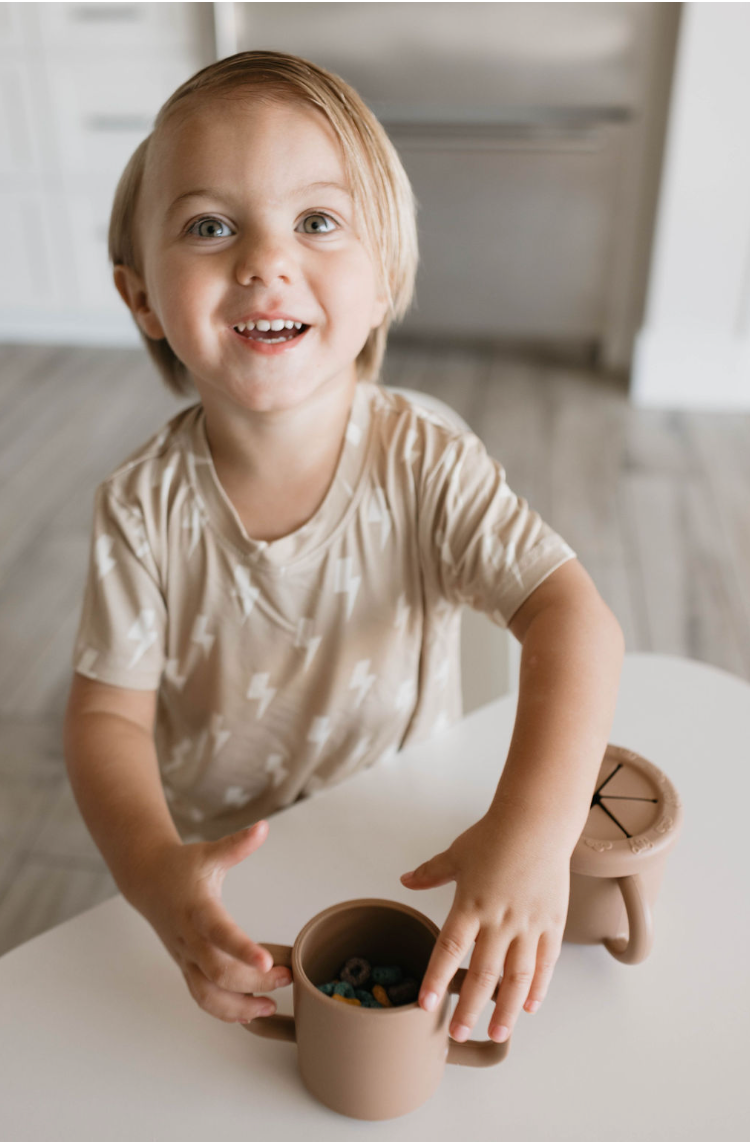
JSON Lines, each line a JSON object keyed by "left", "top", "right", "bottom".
{"left": 214, "top": 819, "right": 270, "bottom": 871}
{"left": 400, "top": 850, "right": 455, "bottom": 890}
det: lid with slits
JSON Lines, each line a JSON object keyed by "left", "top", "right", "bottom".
{"left": 570, "top": 744, "right": 683, "bottom": 878}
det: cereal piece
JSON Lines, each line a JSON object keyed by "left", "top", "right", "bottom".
{"left": 332, "top": 994, "right": 362, "bottom": 1006}
{"left": 317, "top": 982, "right": 337, "bottom": 995}
{"left": 372, "top": 985, "right": 392, "bottom": 1007}
{"left": 332, "top": 981, "right": 355, "bottom": 998}
{"left": 339, "top": 957, "right": 372, "bottom": 988}
{"left": 355, "top": 989, "right": 383, "bottom": 1008}
{"left": 372, "top": 965, "right": 403, "bottom": 986}
{"left": 387, "top": 978, "right": 419, "bottom": 1005}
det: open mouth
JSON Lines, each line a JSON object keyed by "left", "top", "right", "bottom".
{"left": 232, "top": 322, "right": 310, "bottom": 344}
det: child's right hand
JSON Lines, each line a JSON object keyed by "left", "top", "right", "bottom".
{"left": 131, "top": 819, "right": 290, "bottom": 1024}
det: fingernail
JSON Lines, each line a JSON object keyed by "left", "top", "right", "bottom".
{"left": 421, "top": 991, "right": 438, "bottom": 1012}
{"left": 258, "top": 1003, "right": 275, "bottom": 1017}
{"left": 490, "top": 1025, "right": 509, "bottom": 1042}
{"left": 274, "top": 969, "right": 292, "bottom": 987}
{"left": 451, "top": 1023, "right": 470, "bottom": 1042}
{"left": 525, "top": 1000, "right": 540, "bottom": 1014}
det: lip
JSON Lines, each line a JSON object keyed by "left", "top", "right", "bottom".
{"left": 230, "top": 312, "right": 309, "bottom": 327}
{"left": 230, "top": 324, "right": 311, "bottom": 355}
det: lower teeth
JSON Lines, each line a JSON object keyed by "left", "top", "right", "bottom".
{"left": 249, "top": 330, "right": 300, "bottom": 343}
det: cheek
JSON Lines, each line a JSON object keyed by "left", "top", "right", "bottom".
{"left": 158, "top": 265, "right": 216, "bottom": 336}
{"left": 328, "top": 252, "right": 381, "bottom": 320}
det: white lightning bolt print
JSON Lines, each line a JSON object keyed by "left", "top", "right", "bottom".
{"left": 77, "top": 647, "right": 99, "bottom": 676}
{"left": 162, "top": 736, "right": 193, "bottom": 776}
{"left": 224, "top": 786, "right": 250, "bottom": 807}
{"left": 222, "top": 753, "right": 289, "bottom": 807}
{"left": 350, "top": 659, "right": 376, "bottom": 708}
{"left": 403, "top": 426, "right": 419, "bottom": 463}
{"left": 435, "top": 656, "right": 451, "bottom": 689}
{"left": 294, "top": 618, "right": 322, "bottom": 672}
{"left": 395, "top": 679, "right": 417, "bottom": 714}
{"left": 232, "top": 565, "right": 260, "bottom": 621}
{"left": 191, "top": 614, "right": 215, "bottom": 655}
{"left": 334, "top": 556, "right": 360, "bottom": 619}
{"left": 307, "top": 716, "right": 331, "bottom": 754}
{"left": 182, "top": 500, "right": 203, "bottom": 557}
{"left": 247, "top": 672, "right": 276, "bottom": 718}
{"left": 126, "top": 609, "right": 158, "bottom": 668}
{"left": 434, "top": 529, "right": 455, "bottom": 569}
{"left": 394, "top": 593, "right": 411, "bottom": 631}
{"left": 128, "top": 507, "right": 150, "bottom": 561}
{"left": 164, "top": 658, "right": 187, "bottom": 690}
{"left": 329, "top": 736, "right": 372, "bottom": 784}
{"left": 155, "top": 460, "right": 178, "bottom": 527}
{"left": 265, "top": 753, "right": 289, "bottom": 788}
{"left": 367, "top": 486, "right": 392, "bottom": 549}
{"left": 482, "top": 530, "right": 525, "bottom": 590}
{"left": 95, "top": 535, "right": 116, "bottom": 580}
{"left": 208, "top": 712, "right": 231, "bottom": 758}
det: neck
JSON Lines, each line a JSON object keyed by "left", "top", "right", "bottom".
{"left": 200, "top": 375, "right": 359, "bottom": 490}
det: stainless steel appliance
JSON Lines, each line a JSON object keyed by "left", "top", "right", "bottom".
{"left": 229, "top": 2, "right": 681, "bottom": 372}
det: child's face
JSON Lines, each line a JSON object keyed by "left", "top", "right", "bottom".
{"left": 120, "top": 95, "right": 389, "bottom": 414}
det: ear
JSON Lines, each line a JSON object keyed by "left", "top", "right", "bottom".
{"left": 113, "top": 264, "right": 166, "bottom": 341}
{"left": 370, "top": 288, "right": 389, "bottom": 331}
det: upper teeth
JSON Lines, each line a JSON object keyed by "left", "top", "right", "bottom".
{"left": 234, "top": 319, "right": 303, "bottom": 332}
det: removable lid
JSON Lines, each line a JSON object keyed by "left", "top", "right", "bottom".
{"left": 570, "top": 744, "right": 683, "bottom": 878}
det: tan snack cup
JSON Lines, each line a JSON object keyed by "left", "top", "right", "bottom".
{"left": 246, "top": 899, "right": 509, "bottom": 1121}
{"left": 564, "top": 744, "right": 684, "bottom": 963}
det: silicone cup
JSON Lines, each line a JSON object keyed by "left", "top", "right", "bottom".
{"left": 247, "top": 943, "right": 509, "bottom": 1068}
{"left": 605, "top": 873, "right": 653, "bottom": 964}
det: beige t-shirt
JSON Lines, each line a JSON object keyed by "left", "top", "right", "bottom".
{"left": 71, "top": 381, "right": 576, "bottom": 840}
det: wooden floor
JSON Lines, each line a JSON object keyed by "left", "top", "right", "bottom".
{"left": 1, "top": 339, "right": 749, "bottom": 958}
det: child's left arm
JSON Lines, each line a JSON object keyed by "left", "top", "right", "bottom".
{"left": 400, "top": 558, "right": 625, "bottom": 1044}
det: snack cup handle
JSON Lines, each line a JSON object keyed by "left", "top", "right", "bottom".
{"left": 243, "top": 943, "right": 296, "bottom": 1043}
{"left": 445, "top": 968, "right": 510, "bottom": 1067}
{"left": 604, "top": 874, "right": 653, "bottom": 965}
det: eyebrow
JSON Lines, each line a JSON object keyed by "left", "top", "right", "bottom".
{"left": 164, "top": 181, "right": 352, "bottom": 220}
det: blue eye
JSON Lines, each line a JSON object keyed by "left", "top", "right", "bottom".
{"left": 300, "top": 213, "right": 337, "bottom": 234}
{"left": 188, "top": 217, "right": 232, "bottom": 239}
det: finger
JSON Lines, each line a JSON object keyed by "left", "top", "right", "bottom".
{"left": 183, "top": 960, "right": 282, "bottom": 1024}
{"left": 191, "top": 898, "right": 271, "bottom": 971}
{"left": 418, "top": 905, "right": 477, "bottom": 1013}
{"left": 488, "top": 935, "right": 539, "bottom": 1043}
{"left": 189, "top": 937, "right": 292, "bottom": 996}
{"left": 448, "top": 926, "right": 505, "bottom": 1042}
{"left": 214, "top": 821, "right": 270, "bottom": 869}
{"left": 522, "top": 929, "right": 562, "bottom": 1014}
{"left": 400, "top": 848, "right": 454, "bottom": 889}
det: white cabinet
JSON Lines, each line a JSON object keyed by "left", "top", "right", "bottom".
{"left": 0, "top": 2, "right": 215, "bottom": 342}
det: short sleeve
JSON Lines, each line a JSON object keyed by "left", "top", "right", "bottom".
{"left": 418, "top": 428, "right": 576, "bottom": 628}
{"left": 71, "top": 483, "right": 167, "bottom": 690}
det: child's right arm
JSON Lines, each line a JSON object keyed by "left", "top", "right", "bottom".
{"left": 63, "top": 674, "right": 290, "bottom": 1023}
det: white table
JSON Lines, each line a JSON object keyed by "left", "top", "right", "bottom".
{"left": 1, "top": 654, "right": 748, "bottom": 1141}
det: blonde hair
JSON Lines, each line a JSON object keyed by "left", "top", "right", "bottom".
{"left": 109, "top": 50, "right": 419, "bottom": 397}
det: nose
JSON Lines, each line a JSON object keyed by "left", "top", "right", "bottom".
{"left": 234, "top": 227, "right": 295, "bottom": 287}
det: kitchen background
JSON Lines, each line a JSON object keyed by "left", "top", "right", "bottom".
{"left": 0, "top": 2, "right": 748, "bottom": 955}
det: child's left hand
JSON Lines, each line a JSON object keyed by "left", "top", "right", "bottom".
{"left": 400, "top": 812, "right": 571, "bottom": 1043}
